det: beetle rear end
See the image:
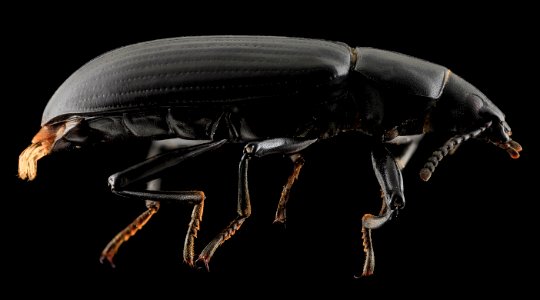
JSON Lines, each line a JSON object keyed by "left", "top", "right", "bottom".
{"left": 20, "top": 36, "right": 353, "bottom": 179}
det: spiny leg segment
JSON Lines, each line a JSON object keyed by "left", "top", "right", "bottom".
{"left": 100, "top": 200, "right": 160, "bottom": 267}
{"left": 360, "top": 144, "right": 404, "bottom": 277}
{"left": 196, "top": 138, "right": 316, "bottom": 270}
{"left": 274, "top": 153, "right": 305, "bottom": 224}
{"left": 100, "top": 139, "right": 226, "bottom": 267}
{"left": 360, "top": 202, "right": 393, "bottom": 277}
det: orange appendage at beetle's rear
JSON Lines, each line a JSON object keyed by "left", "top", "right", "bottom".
{"left": 18, "top": 124, "right": 66, "bottom": 181}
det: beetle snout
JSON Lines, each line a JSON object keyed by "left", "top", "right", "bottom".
{"left": 486, "top": 120, "right": 512, "bottom": 144}
{"left": 481, "top": 120, "right": 522, "bottom": 159}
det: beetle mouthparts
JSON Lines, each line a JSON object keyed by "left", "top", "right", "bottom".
{"left": 496, "top": 140, "right": 522, "bottom": 159}
{"left": 18, "top": 125, "right": 62, "bottom": 181}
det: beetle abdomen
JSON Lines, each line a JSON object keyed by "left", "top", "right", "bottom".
{"left": 42, "top": 36, "right": 352, "bottom": 125}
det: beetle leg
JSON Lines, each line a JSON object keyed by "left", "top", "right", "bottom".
{"left": 142, "top": 139, "right": 199, "bottom": 231}
{"left": 359, "top": 144, "right": 404, "bottom": 276}
{"left": 196, "top": 138, "right": 316, "bottom": 270}
{"left": 372, "top": 144, "right": 405, "bottom": 211}
{"left": 274, "top": 153, "right": 305, "bottom": 225}
{"left": 359, "top": 202, "right": 393, "bottom": 277}
{"left": 195, "top": 151, "right": 251, "bottom": 271}
{"left": 100, "top": 139, "right": 226, "bottom": 267}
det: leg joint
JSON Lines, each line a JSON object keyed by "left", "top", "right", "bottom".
{"left": 108, "top": 173, "right": 126, "bottom": 191}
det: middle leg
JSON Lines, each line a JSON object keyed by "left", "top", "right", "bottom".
{"left": 274, "top": 153, "right": 305, "bottom": 224}
{"left": 196, "top": 138, "right": 316, "bottom": 270}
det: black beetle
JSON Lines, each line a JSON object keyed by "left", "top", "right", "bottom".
{"left": 18, "top": 36, "right": 521, "bottom": 276}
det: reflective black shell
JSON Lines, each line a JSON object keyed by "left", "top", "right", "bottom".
{"left": 42, "top": 36, "right": 352, "bottom": 125}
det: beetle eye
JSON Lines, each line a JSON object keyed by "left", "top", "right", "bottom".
{"left": 502, "top": 121, "right": 512, "bottom": 135}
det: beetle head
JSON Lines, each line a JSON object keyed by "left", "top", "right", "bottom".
{"left": 428, "top": 73, "right": 521, "bottom": 152}
{"left": 420, "top": 73, "right": 521, "bottom": 181}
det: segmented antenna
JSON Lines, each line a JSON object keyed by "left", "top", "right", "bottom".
{"left": 419, "top": 122, "right": 492, "bottom": 181}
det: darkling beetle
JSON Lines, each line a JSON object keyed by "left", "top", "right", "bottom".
{"left": 19, "top": 36, "right": 521, "bottom": 276}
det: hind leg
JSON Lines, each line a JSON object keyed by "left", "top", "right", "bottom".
{"left": 100, "top": 139, "right": 226, "bottom": 267}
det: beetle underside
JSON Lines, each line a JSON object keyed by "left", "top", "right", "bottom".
{"left": 19, "top": 116, "right": 522, "bottom": 277}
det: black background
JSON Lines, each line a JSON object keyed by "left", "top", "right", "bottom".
{"left": 4, "top": 5, "right": 538, "bottom": 296}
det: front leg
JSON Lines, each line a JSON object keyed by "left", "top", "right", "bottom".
{"left": 361, "top": 143, "right": 404, "bottom": 276}
{"left": 372, "top": 144, "right": 405, "bottom": 211}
